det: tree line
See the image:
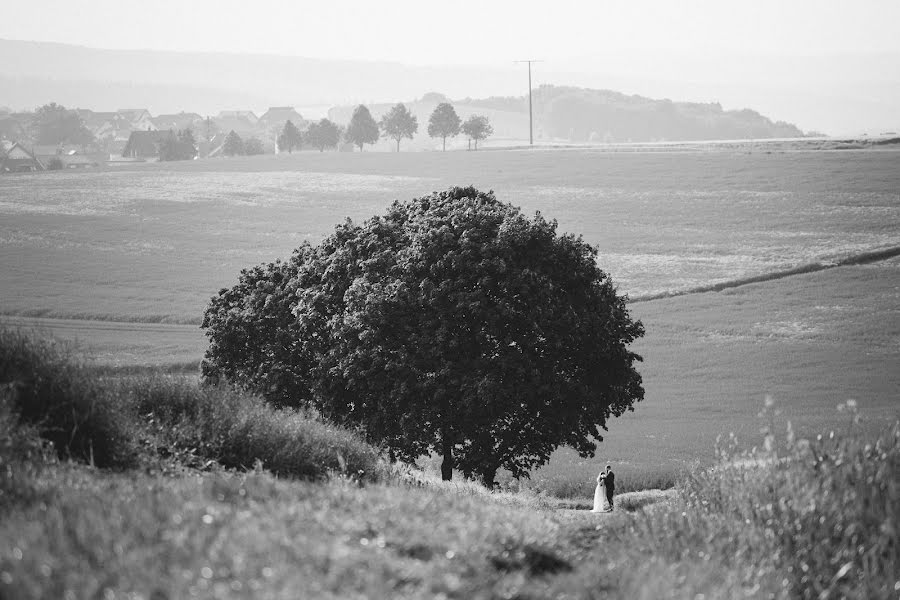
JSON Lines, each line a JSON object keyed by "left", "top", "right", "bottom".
{"left": 345, "top": 102, "right": 493, "bottom": 152}
{"left": 5, "top": 100, "right": 494, "bottom": 159}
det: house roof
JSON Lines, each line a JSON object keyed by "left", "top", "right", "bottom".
{"left": 153, "top": 112, "right": 203, "bottom": 130}
{"left": 1, "top": 142, "right": 45, "bottom": 171}
{"left": 121, "top": 130, "right": 175, "bottom": 158}
{"left": 259, "top": 107, "right": 303, "bottom": 125}
{"left": 218, "top": 110, "right": 259, "bottom": 123}
{"left": 117, "top": 109, "right": 153, "bottom": 123}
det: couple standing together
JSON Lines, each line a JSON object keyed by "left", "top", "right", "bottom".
{"left": 591, "top": 464, "right": 615, "bottom": 512}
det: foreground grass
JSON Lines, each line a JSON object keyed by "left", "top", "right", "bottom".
{"left": 2, "top": 328, "right": 897, "bottom": 598}
{"left": 0, "top": 328, "right": 383, "bottom": 481}
{"left": 0, "top": 465, "right": 578, "bottom": 599}
{"left": 2, "top": 413, "right": 896, "bottom": 599}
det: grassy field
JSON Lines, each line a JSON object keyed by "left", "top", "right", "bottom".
{"left": 2, "top": 148, "right": 898, "bottom": 598}
{"left": 1, "top": 147, "right": 898, "bottom": 490}
{"left": 1, "top": 149, "right": 898, "bottom": 323}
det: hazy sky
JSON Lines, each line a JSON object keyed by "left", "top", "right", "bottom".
{"left": 3, "top": 0, "right": 899, "bottom": 133}
{"left": 4, "top": 0, "right": 899, "bottom": 64}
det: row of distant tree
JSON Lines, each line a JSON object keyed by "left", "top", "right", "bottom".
{"left": 272, "top": 103, "right": 494, "bottom": 154}
{"left": 346, "top": 102, "right": 493, "bottom": 152}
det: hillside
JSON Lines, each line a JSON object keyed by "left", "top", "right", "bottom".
{"left": 327, "top": 85, "right": 806, "bottom": 148}
{"left": 2, "top": 39, "right": 805, "bottom": 145}
{"left": 461, "top": 85, "right": 806, "bottom": 142}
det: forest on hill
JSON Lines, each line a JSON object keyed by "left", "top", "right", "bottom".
{"left": 456, "top": 85, "right": 807, "bottom": 142}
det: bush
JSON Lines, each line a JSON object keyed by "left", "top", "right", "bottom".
{"left": 0, "top": 329, "right": 136, "bottom": 468}
{"left": 0, "top": 387, "right": 55, "bottom": 508}
{"left": 114, "top": 374, "right": 385, "bottom": 481}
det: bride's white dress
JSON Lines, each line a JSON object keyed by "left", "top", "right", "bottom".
{"left": 591, "top": 478, "right": 610, "bottom": 512}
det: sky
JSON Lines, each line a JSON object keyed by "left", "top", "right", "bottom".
{"left": 2, "top": 0, "right": 899, "bottom": 133}
{"left": 3, "top": 0, "right": 899, "bottom": 64}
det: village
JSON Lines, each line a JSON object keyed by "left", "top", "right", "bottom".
{"left": 0, "top": 104, "right": 327, "bottom": 172}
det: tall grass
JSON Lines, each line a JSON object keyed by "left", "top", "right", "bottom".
{"left": 117, "top": 374, "right": 384, "bottom": 480}
{"left": 0, "top": 329, "right": 136, "bottom": 467}
{"left": 547, "top": 401, "right": 900, "bottom": 599}
{"left": 678, "top": 401, "right": 899, "bottom": 598}
{"left": 0, "top": 328, "right": 385, "bottom": 483}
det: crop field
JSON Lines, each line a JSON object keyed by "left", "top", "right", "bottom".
{"left": 1, "top": 147, "right": 898, "bottom": 493}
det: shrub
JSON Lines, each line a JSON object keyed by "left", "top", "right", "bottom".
{"left": 115, "top": 374, "right": 384, "bottom": 481}
{"left": 0, "top": 328, "right": 135, "bottom": 468}
{"left": 0, "top": 386, "right": 55, "bottom": 508}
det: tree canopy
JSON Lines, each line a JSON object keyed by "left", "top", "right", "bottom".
{"left": 202, "top": 187, "right": 645, "bottom": 486}
{"left": 380, "top": 103, "right": 418, "bottom": 152}
{"left": 244, "top": 137, "right": 265, "bottom": 155}
{"left": 30, "top": 103, "right": 94, "bottom": 147}
{"left": 158, "top": 129, "right": 198, "bottom": 161}
{"left": 222, "top": 130, "right": 244, "bottom": 156}
{"left": 461, "top": 115, "right": 493, "bottom": 150}
{"left": 277, "top": 120, "right": 302, "bottom": 153}
{"left": 427, "top": 103, "right": 462, "bottom": 151}
{"left": 306, "top": 118, "right": 341, "bottom": 152}
{"left": 344, "top": 105, "right": 379, "bottom": 151}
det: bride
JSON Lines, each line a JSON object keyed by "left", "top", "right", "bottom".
{"left": 591, "top": 468, "right": 610, "bottom": 512}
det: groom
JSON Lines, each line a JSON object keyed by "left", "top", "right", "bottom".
{"left": 605, "top": 464, "right": 615, "bottom": 510}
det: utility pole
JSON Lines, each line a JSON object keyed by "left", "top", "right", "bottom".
{"left": 515, "top": 60, "right": 542, "bottom": 145}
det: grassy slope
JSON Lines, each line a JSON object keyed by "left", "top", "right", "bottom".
{"left": 2, "top": 417, "right": 896, "bottom": 600}
{"left": 7, "top": 256, "right": 898, "bottom": 495}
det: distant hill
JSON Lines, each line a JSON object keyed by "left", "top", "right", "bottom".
{"left": 455, "top": 86, "right": 806, "bottom": 142}
{"left": 328, "top": 86, "right": 806, "bottom": 148}
{"left": 1, "top": 38, "right": 805, "bottom": 145}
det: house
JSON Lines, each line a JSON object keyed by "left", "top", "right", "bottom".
{"left": 117, "top": 109, "right": 156, "bottom": 132}
{"left": 218, "top": 110, "right": 259, "bottom": 125}
{"left": 152, "top": 112, "right": 203, "bottom": 132}
{"left": 258, "top": 107, "right": 305, "bottom": 131}
{"left": 76, "top": 110, "right": 121, "bottom": 140}
{"left": 213, "top": 112, "right": 260, "bottom": 137}
{"left": 121, "top": 130, "right": 175, "bottom": 159}
{"left": 1, "top": 142, "right": 45, "bottom": 173}
{"left": 32, "top": 145, "right": 99, "bottom": 169}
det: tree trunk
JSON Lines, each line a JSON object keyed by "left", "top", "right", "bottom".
{"left": 441, "top": 435, "right": 453, "bottom": 481}
{"left": 474, "top": 139, "right": 478, "bottom": 151}
{"left": 396, "top": 138, "right": 400, "bottom": 152}
{"left": 442, "top": 137, "right": 446, "bottom": 152}
{"left": 480, "top": 465, "right": 498, "bottom": 489}
{"left": 467, "top": 139, "right": 471, "bottom": 151}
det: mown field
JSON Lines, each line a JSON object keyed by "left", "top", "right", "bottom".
{"left": 1, "top": 147, "right": 899, "bottom": 491}
{"left": 2, "top": 149, "right": 898, "bottom": 323}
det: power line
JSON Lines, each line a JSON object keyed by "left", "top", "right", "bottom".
{"left": 514, "top": 60, "right": 542, "bottom": 145}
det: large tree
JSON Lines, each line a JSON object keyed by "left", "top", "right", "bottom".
{"left": 427, "top": 102, "right": 461, "bottom": 151}
{"left": 277, "top": 120, "right": 302, "bottom": 153}
{"left": 30, "top": 103, "right": 94, "bottom": 147}
{"left": 462, "top": 115, "right": 493, "bottom": 150}
{"left": 202, "top": 187, "right": 645, "bottom": 486}
{"left": 306, "top": 118, "right": 341, "bottom": 152}
{"left": 344, "top": 105, "right": 379, "bottom": 151}
{"left": 380, "top": 103, "right": 418, "bottom": 152}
